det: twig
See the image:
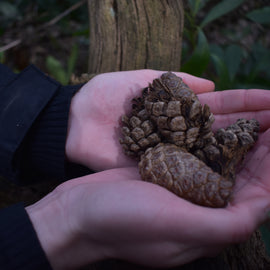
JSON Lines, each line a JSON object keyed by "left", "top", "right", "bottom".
{"left": 0, "top": 0, "right": 88, "bottom": 53}
{"left": 41, "top": 0, "right": 87, "bottom": 29}
{"left": 0, "top": 39, "right": 21, "bottom": 53}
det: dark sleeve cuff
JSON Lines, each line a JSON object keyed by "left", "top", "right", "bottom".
{"left": 0, "top": 203, "right": 53, "bottom": 270}
{"left": 0, "top": 64, "right": 91, "bottom": 184}
{"left": 0, "top": 65, "right": 59, "bottom": 182}
{"left": 19, "top": 84, "right": 82, "bottom": 184}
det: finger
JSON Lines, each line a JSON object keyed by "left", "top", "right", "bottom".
{"left": 170, "top": 200, "right": 255, "bottom": 245}
{"left": 224, "top": 199, "right": 270, "bottom": 243}
{"left": 198, "top": 89, "right": 270, "bottom": 114}
{"left": 212, "top": 110, "right": 270, "bottom": 132}
{"left": 172, "top": 72, "right": 215, "bottom": 94}
{"left": 180, "top": 198, "right": 269, "bottom": 245}
{"left": 139, "top": 70, "right": 215, "bottom": 94}
{"left": 238, "top": 129, "right": 270, "bottom": 188}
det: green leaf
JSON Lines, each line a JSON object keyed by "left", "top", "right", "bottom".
{"left": 46, "top": 56, "right": 68, "bottom": 85}
{"left": 67, "top": 44, "right": 78, "bottom": 81}
{"left": 0, "top": 52, "right": 5, "bottom": 64}
{"left": 0, "top": 2, "right": 19, "bottom": 19}
{"left": 224, "top": 45, "right": 243, "bottom": 81}
{"left": 210, "top": 54, "right": 231, "bottom": 90}
{"left": 188, "top": 0, "right": 209, "bottom": 17}
{"left": 246, "top": 7, "right": 270, "bottom": 25}
{"left": 260, "top": 224, "right": 270, "bottom": 256}
{"left": 200, "top": 0, "right": 245, "bottom": 28}
{"left": 209, "top": 44, "right": 224, "bottom": 59}
{"left": 252, "top": 45, "right": 270, "bottom": 78}
{"left": 181, "top": 29, "right": 210, "bottom": 77}
{"left": 241, "top": 43, "right": 270, "bottom": 81}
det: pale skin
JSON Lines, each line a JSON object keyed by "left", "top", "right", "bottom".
{"left": 26, "top": 70, "right": 270, "bottom": 270}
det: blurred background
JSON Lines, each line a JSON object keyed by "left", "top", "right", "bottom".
{"left": 0, "top": 0, "right": 269, "bottom": 90}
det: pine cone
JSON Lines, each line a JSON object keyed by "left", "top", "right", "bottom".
{"left": 139, "top": 143, "right": 233, "bottom": 208}
{"left": 194, "top": 118, "right": 260, "bottom": 182}
{"left": 120, "top": 72, "right": 215, "bottom": 158}
{"left": 144, "top": 72, "right": 215, "bottom": 150}
{"left": 120, "top": 72, "right": 259, "bottom": 208}
{"left": 120, "top": 105, "right": 161, "bottom": 158}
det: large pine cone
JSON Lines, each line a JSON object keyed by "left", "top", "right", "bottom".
{"left": 139, "top": 143, "right": 233, "bottom": 208}
{"left": 120, "top": 72, "right": 259, "bottom": 208}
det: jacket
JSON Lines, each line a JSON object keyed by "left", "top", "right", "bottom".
{"left": 0, "top": 64, "right": 86, "bottom": 269}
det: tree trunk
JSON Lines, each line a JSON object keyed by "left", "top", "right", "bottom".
{"left": 88, "top": 0, "right": 184, "bottom": 73}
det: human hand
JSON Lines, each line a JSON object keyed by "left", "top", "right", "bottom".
{"left": 26, "top": 166, "right": 270, "bottom": 270}
{"left": 198, "top": 89, "right": 270, "bottom": 132}
{"left": 198, "top": 88, "right": 270, "bottom": 217}
{"left": 65, "top": 70, "right": 214, "bottom": 171}
{"left": 198, "top": 88, "right": 270, "bottom": 232}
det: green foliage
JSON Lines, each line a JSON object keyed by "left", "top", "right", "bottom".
{"left": 246, "top": 7, "right": 270, "bottom": 24}
{"left": 182, "top": 0, "right": 270, "bottom": 90}
{"left": 46, "top": 44, "right": 78, "bottom": 85}
{"left": 200, "top": 0, "right": 245, "bottom": 28}
{"left": 1, "top": 1, "right": 88, "bottom": 75}
{"left": 188, "top": 0, "right": 210, "bottom": 17}
{"left": 260, "top": 223, "right": 270, "bottom": 255}
{"left": 0, "top": 1, "right": 20, "bottom": 29}
{"left": 0, "top": 0, "right": 88, "bottom": 33}
{"left": 181, "top": 29, "right": 210, "bottom": 76}
{"left": 0, "top": 52, "right": 5, "bottom": 64}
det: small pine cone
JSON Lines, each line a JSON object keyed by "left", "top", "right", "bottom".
{"left": 144, "top": 72, "right": 215, "bottom": 150}
{"left": 194, "top": 118, "right": 260, "bottom": 182}
{"left": 120, "top": 108, "right": 161, "bottom": 158}
{"left": 139, "top": 143, "right": 233, "bottom": 208}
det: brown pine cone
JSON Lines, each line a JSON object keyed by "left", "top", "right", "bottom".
{"left": 120, "top": 107, "right": 161, "bottom": 158}
{"left": 144, "top": 72, "right": 215, "bottom": 150}
{"left": 194, "top": 118, "right": 260, "bottom": 182}
{"left": 139, "top": 143, "right": 233, "bottom": 208}
{"left": 120, "top": 72, "right": 215, "bottom": 158}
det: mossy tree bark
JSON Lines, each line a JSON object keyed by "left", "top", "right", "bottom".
{"left": 88, "top": 0, "right": 184, "bottom": 73}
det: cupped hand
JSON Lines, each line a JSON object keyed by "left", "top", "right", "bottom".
{"left": 198, "top": 89, "right": 270, "bottom": 203}
{"left": 26, "top": 165, "right": 270, "bottom": 270}
{"left": 65, "top": 70, "right": 215, "bottom": 171}
{"left": 198, "top": 89, "right": 270, "bottom": 132}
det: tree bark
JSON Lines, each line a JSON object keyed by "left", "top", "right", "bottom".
{"left": 88, "top": 0, "right": 184, "bottom": 73}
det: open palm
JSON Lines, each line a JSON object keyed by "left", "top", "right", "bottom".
{"left": 199, "top": 89, "right": 270, "bottom": 217}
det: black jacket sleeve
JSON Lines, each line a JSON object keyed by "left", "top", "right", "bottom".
{"left": 0, "top": 64, "right": 90, "bottom": 269}
{"left": 0, "top": 203, "right": 53, "bottom": 270}
{"left": 0, "top": 64, "right": 88, "bottom": 184}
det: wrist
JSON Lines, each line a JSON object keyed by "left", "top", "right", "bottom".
{"left": 26, "top": 189, "right": 72, "bottom": 269}
{"left": 25, "top": 182, "right": 105, "bottom": 269}
{"left": 65, "top": 90, "right": 84, "bottom": 166}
